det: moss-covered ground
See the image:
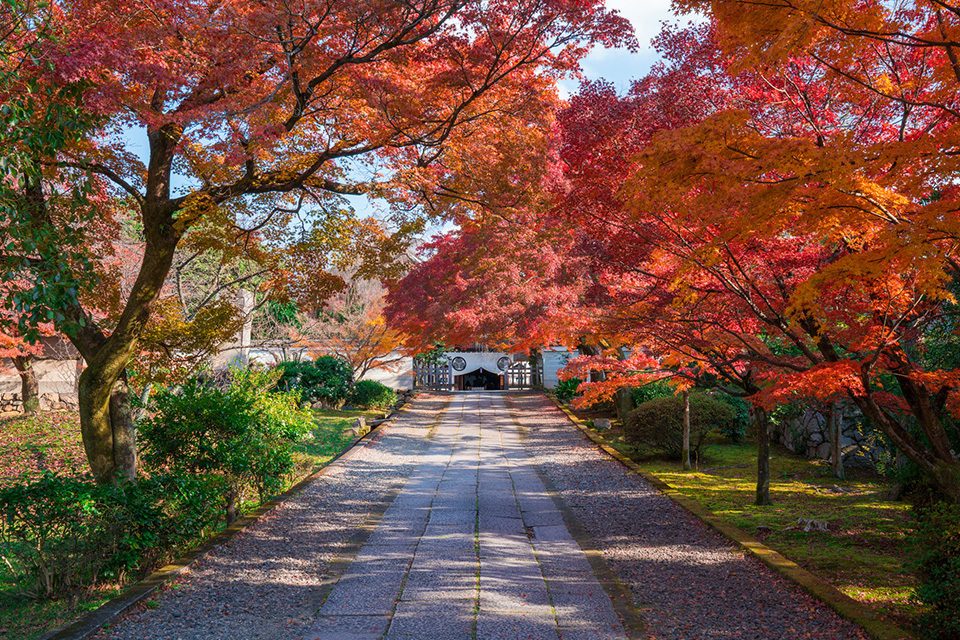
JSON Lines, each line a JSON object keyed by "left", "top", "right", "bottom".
{"left": 597, "top": 425, "right": 919, "bottom": 628}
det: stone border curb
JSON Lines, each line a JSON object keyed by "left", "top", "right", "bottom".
{"left": 42, "top": 398, "right": 417, "bottom": 640}
{"left": 548, "top": 396, "right": 914, "bottom": 640}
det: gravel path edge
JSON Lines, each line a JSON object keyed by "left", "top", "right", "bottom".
{"left": 548, "top": 396, "right": 914, "bottom": 640}
{"left": 40, "top": 401, "right": 414, "bottom": 640}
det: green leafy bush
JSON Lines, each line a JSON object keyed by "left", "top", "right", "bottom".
{"left": 276, "top": 357, "right": 353, "bottom": 407}
{"left": 554, "top": 377, "right": 582, "bottom": 404}
{"left": 140, "top": 369, "right": 314, "bottom": 522}
{"left": 913, "top": 501, "right": 960, "bottom": 639}
{"left": 713, "top": 392, "right": 750, "bottom": 443}
{"left": 350, "top": 380, "right": 397, "bottom": 410}
{"left": 625, "top": 393, "right": 736, "bottom": 460}
{"left": 0, "top": 472, "right": 223, "bottom": 599}
{"left": 630, "top": 380, "right": 674, "bottom": 406}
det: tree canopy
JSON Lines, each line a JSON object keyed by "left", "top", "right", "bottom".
{"left": 0, "top": 0, "right": 634, "bottom": 482}
{"left": 387, "top": 7, "right": 960, "bottom": 503}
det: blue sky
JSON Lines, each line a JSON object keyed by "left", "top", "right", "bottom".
{"left": 563, "top": 0, "right": 677, "bottom": 94}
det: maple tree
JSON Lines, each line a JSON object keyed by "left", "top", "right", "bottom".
{"left": 1, "top": 0, "right": 633, "bottom": 482}
{"left": 297, "top": 277, "right": 407, "bottom": 379}
{"left": 639, "top": 2, "right": 960, "bottom": 502}
{"left": 388, "top": 15, "right": 960, "bottom": 505}
{"left": 0, "top": 301, "right": 45, "bottom": 414}
{"left": 0, "top": 1, "right": 99, "bottom": 414}
{"left": 386, "top": 214, "right": 595, "bottom": 352}
{"left": 577, "top": 17, "right": 960, "bottom": 503}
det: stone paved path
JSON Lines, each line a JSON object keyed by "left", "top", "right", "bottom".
{"left": 99, "top": 391, "right": 867, "bottom": 640}
{"left": 307, "top": 393, "right": 626, "bottom": 640}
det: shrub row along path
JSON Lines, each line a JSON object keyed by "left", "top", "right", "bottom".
{"left": 98, "top": 392, "right": 867, "bottom": 640}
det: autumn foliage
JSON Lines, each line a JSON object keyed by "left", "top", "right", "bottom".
{"left": 389, "top": 7, "right": 960, "bottom": 503}
{"left": 1, "top": 0, "right": 633, "bottom": 481}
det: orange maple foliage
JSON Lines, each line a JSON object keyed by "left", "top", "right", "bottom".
{"left": 296, "top": 278, "right": 408, "bottom": 378}
{"left": 389, "top": 14, "right": 960, "bottom": 502}
{"left": 2, "top": 0, "right": 633, "bottom": 481}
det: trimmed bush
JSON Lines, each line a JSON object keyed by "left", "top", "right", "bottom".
{"left": 630, "top": 379, "right": 674, "bottom": 406}
{"left": 140, "top": 369, "right": 314, "bottom": 522}
{"left": 913, "top": 501, "right": 960, "bottom": 639}
{"left": 0, "top": 472, "right": 223, "bottom": 599}
{"left": 351, "top": 380, "right": 397, "bottom": 410}
{"left": 625, "top": 393, "right": 736, "bottom": 460}
{"left": 276, "top": 356, "right": 353, "bottom": 407}
{"left": 554, "top": 377, "right": 582, "bottom": 404}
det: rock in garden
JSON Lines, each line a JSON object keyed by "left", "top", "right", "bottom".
{"left": 797, "top": 518, "right": 829, "bottom": 532}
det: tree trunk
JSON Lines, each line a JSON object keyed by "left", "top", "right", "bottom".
{"left": 577, "top": 341, "right": 606, "bottom": 381}
{"left": 225, "top": 487, "right": 238, "bottom": 525}
{"left": 852, "top": 393, "right": 960, "bottom": 503}
{"left": 755, "top": 406, "right": 772, "bottom": 506}
{"left": 12, "top": 355, "right": 40, "bottom": 413}
{"left": 529, "top": 349, "right": 542, "bottom": 388}
{"left": 886, "top": 450, "right": 907, "bottom": 501}
{"left": 829, "top": 402, "right": 845, "bottom": 480}
{"left": 78, "top": 362, "right": 137, "bottom": 483}
{"left": 74, "top": 357, "right": 85, "bottom": 396}
{"left": 614, "top": 386, "right": 634, "bottom": 424}
{"left": 110, "top": 374, "right": 137, "bottom": 481}
{"left": 682, "top": 390, "right": 692, "bottom": 471}
{"left": 931, "top": 463, "right": 960, "bottom": 505}
{"left": 135, "top": 382, "right": 154, "bottom": 421}
{"left": 70, "top": 218, "right": 181, "bottom": 483}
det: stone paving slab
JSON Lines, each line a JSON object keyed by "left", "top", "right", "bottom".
{"left": 305, "top": 393, "right": 628, "bottom": 640}
{"left": 475, "top": 610, "right": 561, "bottom": 640}
{"left": 96, "top": 391, "right": 872, "bottom": 640}
{"left": 387, "top": 601, "right": 475, "bottom": 640}
{"left": 309, "top": 615, "right": 391, "bottom": 640}
{"left": 508, "top": 392, "right": 871, "bottom": 640}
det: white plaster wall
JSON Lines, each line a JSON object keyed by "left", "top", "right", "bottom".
{"left": 0, "top": 359, "right": 79, "bottom": 395}
{"left": 542, "top": 347, "right": 574, "bottom": 389}
{"left": 358, "top": 357, "right": 414, "bottom": 391}
{"left": 446, "top": 351, "right": 510, "bottom": 376}
{"left": 246, "top": 348, "right": 415, "bottom": 391}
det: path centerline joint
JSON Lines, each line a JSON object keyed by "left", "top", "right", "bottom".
{"left": 306, "top": 392, "right": 628, "bottom": 640}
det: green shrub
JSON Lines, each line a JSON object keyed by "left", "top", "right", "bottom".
{"left": 712, "top": 392, "right": 750, "bottom": 443}
{"left": 625, "top": 393, "right": 736, "bottom": 460}
{"left": 351, "top": 380, "right": 397, "bottom": 410}
{"left": 554, "top": 377, "right": 582, "bottom": 404}
{"left": 276, "top": 357, "right": 353, "bottom": 407}
{"left": 0, "top": 472, "right": 223, "bottom": 599}
{"left": 630, "top": 380, "right": 674, "bottom": 406}
{"left": 913, "top": 501, "right": 960, "bottom": 639}
{"left": 140, "top": 369, "right": 314, "bottom": 522}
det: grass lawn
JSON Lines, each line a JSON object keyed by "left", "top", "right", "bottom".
{"left": 0, "top": 412, "right": 87, "bottom": 488}
{"left": 292, "top": 407, "right": 386, "bottom": 476}
{"left": 0, "top": 407, "right": 380, "bottom": 640}
{"left": 597, "top": 426, "right": 919, "bottom": 629}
